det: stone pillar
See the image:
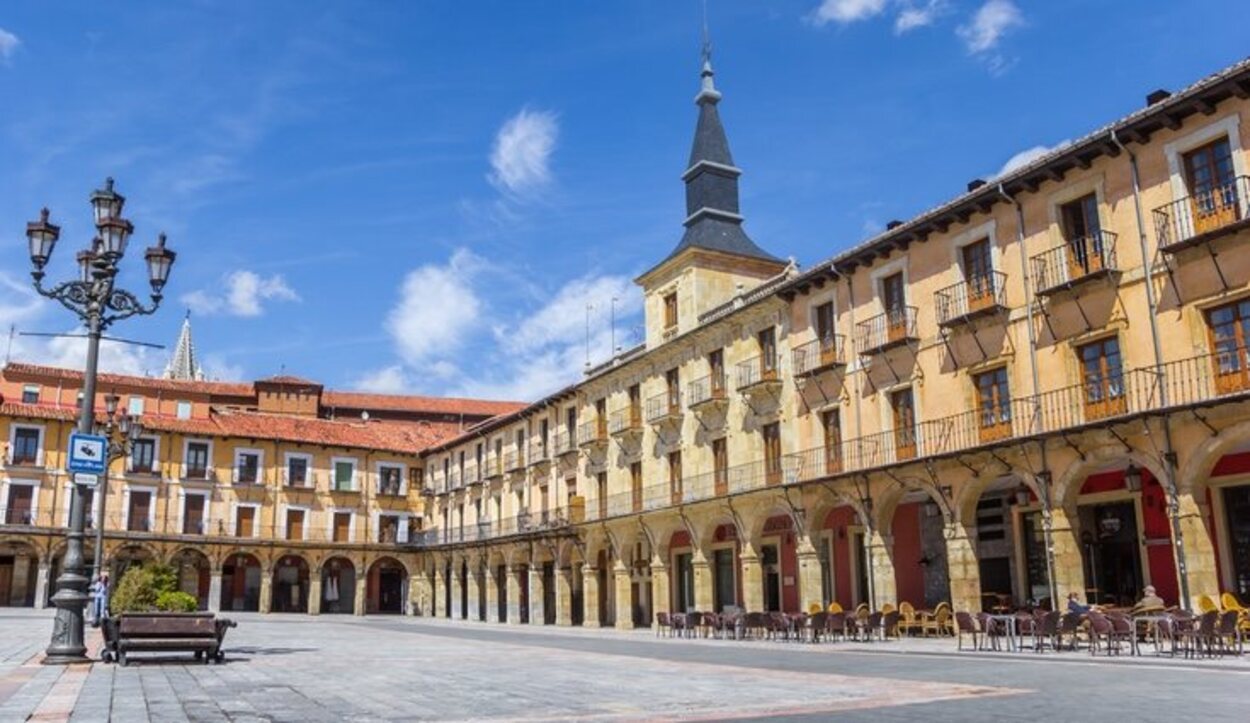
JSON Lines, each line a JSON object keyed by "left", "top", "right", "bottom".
{"left": 353, "top": 572, "right": 367, "bottom": 616}
{"left": 452, "top": 563, "right": 466, "bottom": 619}
{"left": 10, "top": 555, "right": 31, "bottom": 604}
{"left": 259, "top": 568, "right": 273, "bottom": 614}
{"left": 485, "top": 564, "right": 501, "bottom": 623}
{"left": 434, "top": 566, "right": 448, "bottom": 618}
{"left": 796, "top": 538, "right": 824, "bottom": 613}
{"left": 308, "top": 574, "right": 322, "bottom": 615}
{"left": 581, "top": 565, "right": 601, "bottom": 627}
{"left": 867, "top": 531, "right": 896, "bottom": 609}
{"left": 505, "top": 566, "right": 523, "bottom": 624}
{"left": 33, "top": 562, "right": 50, "bottom": 610}
{"left": 555, "top": 567, "right": 574, "bottom": 626}
{"left": 650, "top": 560, "right": 671, "bottom": 623}
{"left": 740, "top": 546, "right": 764, "bottom": 612}
{"left": 944, "top": 522, "right": 981, "bottom": 613}
{"left": 1049, "top": 505, "right": 1086, "bottom": 605}
{"left": 466, "top": 562, "right": 482, "bottom": 622}
{"left": 408, "top": 571, "right": 424, "bottom": 616}
{"left": 613, "top": 562, "right": 633, "bottom": 630}
{"left": 528, "top": 566, "right": 545, "bottom": 625}
{"left": 1174, "top": 492, "right": 1220, "bottom": 611}
{"left": 208, "top": 567, "right": 222, "bottom": 613}
{"left": 692, "top": 552, "right": 714, "bottom": 613}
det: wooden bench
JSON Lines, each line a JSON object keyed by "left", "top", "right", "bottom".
{"left": 102, "top": 613, "right": 236, "bottom": 666}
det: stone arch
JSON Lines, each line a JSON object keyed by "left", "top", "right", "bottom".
{"left": 320, "top": 555, "right": 358, "bottom": 614}
{"left": 874, "top": 478, "right": 950, "bottom": 537}
{"left": 219, "top": 551, "right": 263, "bottom": 612}
{"left": 954, "top": 469, "right": 1045, "bottom": 526}
{"left": 271, "top": 552, "right": 311, "bottom": 613}
{"left": 167, "top": 547, "right": 212, "bottom": 610}
{"left": 0, "top": 537, "right": 42, "bottom": 607}
{"left": 1052, "top": 445, "right": 1169, "bottom": 509}
{"left": 108, "top": 541, "right": 159, "bottom": 581}
{"left": 366, "top": 556, "right": 409, "bottom": 614}
{"left": 1177, "top": 418, "right": 1250, "bottom": 496}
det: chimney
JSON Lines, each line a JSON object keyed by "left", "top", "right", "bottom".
{"left": 886, "top": 220, "right": 904, "bottom": 230}
{"left": 967, "top": 179, "right": 987, "bottom": 192}
{"left": 1146, "top": 89, "right": 1171, "bottom": 106}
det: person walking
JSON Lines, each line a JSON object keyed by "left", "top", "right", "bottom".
{"left": 90, "top": 572, "right": 110, "bottom": 625}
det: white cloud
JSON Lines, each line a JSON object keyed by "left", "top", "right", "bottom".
{"left": 0, "top": 27, "right": 19, "bottom": 62}
{"left": 895, "top": 1, "right": 947, "bottom": 33}
{"left": 352, "top": 364, "right": 410, "bottom": 394}
{"left": 995, "top": 140, "right": 1070, "bottom": 178}
{"left": 385, "top": 248, "right": 483, "bottom": 365}
{"left": 489, "top": 108, "right": 558, "bottom": 196}
{"left": 810, "top": 0, "right": 888, "bottom": 26}
{"left": 506, "top": 274, "right": 641, "bottom": 353}
{"left": 181, "top": 270, "right": 300, "bottom": 317}
{"left": 200, "top": 353, "right": 245, "bottom": 382}
{"left": 957, "top": 0, "right": 1023, "bottom": 53}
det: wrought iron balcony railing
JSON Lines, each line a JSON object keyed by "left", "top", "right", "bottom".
{"left": 855, "top": 307, "right": 918, "bottom": 355}
{"left": 735, "top": 354, "right": 780, "bottom": 391}
{"left": 935, "top": 271, "right": 1007, "bottom": 327}
{"left": 1030, "top": 231, "right": 1119, "bottom": 296}
{"left": 577, "top": 419, "right": 608, "bottom": 447}
{"left": 645, "top": 390, "right": 683, "bottom": 423}
{"left": 791, "top": 335, "right": 846, "bottom": 377}
{"left": 686, "top": 371, "right": 728, "bottom": 409}
{"left": 608, "top": 405, "right": 643, "bottom": 435}
{"left": 1153, "top": 176, "right": 1250, "bottom": 253}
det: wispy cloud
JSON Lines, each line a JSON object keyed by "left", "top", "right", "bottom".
{"left": 489, "top": 108, "right": 558, "bottom": 196}
{"left": 957, "top": 0, "right": 1024, "bottom": 53}
{"left": 181, "top": 270, "right": 300, "bottom": 317}
{"left": 809, "top": 0, "right": 888, "bottom": 26}
{"left": 0, "top": 27, "right": 18, "bottom": 63}
{"left": 895, "top": 1, "right": 948, "bottom": 34}
{"left": 995, "top": 140, "right": 1070, "bottom": 178}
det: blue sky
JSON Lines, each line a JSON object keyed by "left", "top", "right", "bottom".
{"left": 0, "top": 1, "right": 1245, "bottom": 401}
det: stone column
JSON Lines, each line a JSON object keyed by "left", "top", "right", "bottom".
{"left": 1049, "top": 505, "right": 1086, "bottom": 604}
{"left": 308, "top": 574, "right": 322, "bottom": 615}
{"left": 650, "top": 560, "right": 671, "bottom": 623}
{"left": 259, "top": 567, "right": 273, "bottom": 614}
{"left": 485, "top": 564, "right": 501, "bottom": 623}
{"left": 613, "top": 561, "right": 633, "bottom": 630}
{"left": 353, "top": 572, "right": 367, "bottom": 616}
{"left": 451, "top": 563, "right": 465, "bottom": 620}
{"left": 208, "top": 567, "right": 223, "bottom": 613}
{"left": 33, "top": 562, "right": 50, "bottom": 610}
{"left": 408, "top": 571, "right": 423, "bottom": 616}
{"left": 867, "top": 531, "right": 896, "bottom": 609}
{"left": 1174, "top": 491, "right": 1220, "bottom": 611}
{"left": 581, "top": 565, "right": 601, "bottom": 627}
{"left": 740, "top": 546, "right": 764, "bottom": 612}
{"left": 505, "top": 566, "right": 523, "bottom": 624}
{"left": 528, "top": 566, "right": 545, "bottom": 625}
{"left": 10, "top": 555, "right": 31, "bottom": 605}
{"left": 944, "top": 522, "right": 981, "bottom": 613}
{"left": 434, "top": 565, "right": 448, "bottom": 618}
{"left": 692, "top": 551, "right": 714, "bottom": 613}
{"left": 466, "top": 562, "right": 482, "bottom": 622}
{"left": 555, "top": 567, "right": 574, "bottom": 626}
{"left": 796, "top": 538, "right": 824, "bottom": 613}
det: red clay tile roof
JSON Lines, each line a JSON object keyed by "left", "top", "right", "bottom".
{"left": 3, "top": 362, "right": 254, "bottom": 397}
{"left": 256, "top": 374, "right": 322, "bottom": 387}
{"left": 322, "top": 390, "right": 526, "bottom": 418}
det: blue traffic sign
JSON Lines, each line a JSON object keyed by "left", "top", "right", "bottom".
{"left": 68, "top": 432, "right": 108, "bottom": 474}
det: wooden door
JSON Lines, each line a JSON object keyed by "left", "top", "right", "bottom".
{"left": 822, "top": 410, "right": 843, "bottom": 474}
{"left": 962, "top": 239, "right": 994, "bottom": 312}
{"left": 628, "top": 385, "right": 641, "bottom": 427}
{"left": 669, "top": 452, "right": 683, "bottom": 505}
{"left": 6, "top": 486, "right": 32, "bottom": 525}
{"left": 763, "top": 422, "right": 782, "bottom": 485}
{"left": 1061, "top": 194, "right": 1103, "bottom": 279}
{"left": 713, "top": 438, "right": 729, "bottom": 496}
{"left": 975, "top": 368, "right": 1013, "bottom": 443}
{"left": 1079, "top": 338, "right": 1127, "bottom": 419}
{"left": 183, "top": 494, "right": 205, "bottom": 534}
{"left": 630, "top": 463, "right": 643, "bottom": 513}
{"left": 814, "top": 302, "right": 837, "bottom": 364}
{"left": 892, "top": 388, "right": 917, "bottom": 460}
{"left": 130, "top": 491, "right": 152, "bottom": 532}
{"left": 666, "top": 368, "right": 681, "bottom": 413}
{"left": 709, "top": 349, "right": 726, "bottom": 397}
{"left": 597, "top": 473, "right": 608, "bottom": 519}
{"left": 334, "top": 512, "right": 351, "bottom": 542}
{"left": 1207, "top": 299, "right": 1250, "bottom": 395}
{"left": 595, "top": 399, "right": 608, "bottom": 438}
{"left": 287, "top": 510, "right": 304, "bottom": 540}
{"left": 758, "top": 327, "right": 778, "bottom": 380}
{"left": 236, "top": 505, "right": 255, "bottom": 537}
{"left": 882, "top": 272, "right": 908, "bottom": 342}
{"left": 1184, "top": 137, "right": 1238, "bottom": 234}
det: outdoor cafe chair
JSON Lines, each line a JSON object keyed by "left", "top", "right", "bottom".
{"left": 825, "top": 612, "right": 848, "bottom": 642}
{"left": 655, "top": 612, "right": 671, "bottom": 638}
{"left": 808, "top": 612, "right": 828, "bottom": 643}
{"left": 955, "top": 611, "right": 981, "bottom": 651}
{"left": 1179, "top": 610, "right": 1219, "bottom": 659}
{"left": 1215, "top": 610, "right": 1243, "bottom": 656}
{"left": 1032, "top": 610, "right": 1060, "bottom": 653}
{"left": 1056, "top": 612, "right": 1084, "bottom": 651}
{"left": 974, "top": 612, "right": 1006, "bottom": 651}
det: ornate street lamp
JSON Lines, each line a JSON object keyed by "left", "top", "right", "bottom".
{"left": 92, "top": 393, "right": 145, "bottom": 581}
{"left": 27, "top": 178, "right": 175, "bottom": 665}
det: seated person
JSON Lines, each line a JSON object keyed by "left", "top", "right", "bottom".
{"left": 1065, "top": 592, "right": 1098, "bottom": 615}
{"left": 1131, "top": 585, "right": 1166, "bottom": 613}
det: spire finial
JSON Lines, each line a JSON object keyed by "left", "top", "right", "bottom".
{"left": 696, "top": 0, "right": 720, "bottom": 104}
{"left": 701, "top": 0, "right": 711, "bottom": 65}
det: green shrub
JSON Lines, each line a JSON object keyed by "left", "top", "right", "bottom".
{"left": 110, "top": 563, "right": 196, "bottom": 614}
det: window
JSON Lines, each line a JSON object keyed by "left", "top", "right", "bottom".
{"left": 882, "top": 272, "right": 906, "bottom": 317}
{"left": 234, "top": 450, "right": 261, "bottom": 484}
{"left": 822, "top": 410, "right": 842, "bottom": 471}
{"left": 443, "top": 457, "right": 451, "bottom": 488}
{"left": 712, "top": 437, "right": 728, "bottom": 494}
{"left": 332, "top": 512, "right": 352, "bottom": 542}
{"left": 763, "top": 422, "right": 782, "bottom": 485}
{"left": 10, "top": 427, "right": 41, "bottom": 465}
{"left": 378, "top": 464, "right": 404, "bottom": 495}
{"left": 377, "top": 514, "right": 402, "bottom": 543}
{"left": 891, "top": 388, "right": 917, "bottom": 460}
{"left": 4, "top": 483, "right": 34, "bottom": 525}
{"left": 668, "top": 450, "right": 683, "bottom": 504}
{"left": 127, "top": 490, "right": 153, "bottom": 532}
{"left": 458, "top": 450, "right": 466, "bottom": 481}
{"left": 1060, "top": 194, "right": 1105, "bottom": 276}
{"left": 628, "top": 384, "right": 641, "bottom": 414}
{"left": 127, "top": 396, "right": 144, "bottom": 416}
{"left": 1207, "top": 298, "right": 1250, "bottom": 394}
{"left": 539, "top": 419, "right": 549, "bottom": 456}
{"left": 961, "top": 238, "right": 994, "bottom": 310}
{"left": 235, "top": 505, "right": 257, "bottom": 537}
{"left": 709, "top": 349, "right": 725, "bottom": 393}
{"left": 758, "top": 327, "right": 777, "bottom": 376}
{"left": 665, "top": 368, "right": 680, "bottom": 410}
{"left": 21, "top": 385, "right": 39, "bottom": 404}
{"left": 333, "top": 459, "right": 357, "bottom": 491}
{"left": 286, "top": 455, "right": 310, "bottom": 487}
{"left": 130, "top": 437, "right": 157, "bottom": 474}
{"left": 185, "top": 441, "right": 210, "bottom": 479}
{"left": 183, "top": 494, "right": 206, "bottom": 535}
{"left": 285, "top": 508, "right": 306, "bottom": 541}
{"left": 974, "top": 367, "right": 1012, "bottom": 442}
{"left": 814, "top": 301, "right": 835, "bottom": 345}
{"left": 175, "top": 400, "right": 192, "bottom": 420}
{"left": 597, "top": 471, "right": 608, "bottom": 518}
{"left": 630, "top": 461, "right": 643, "bottom": 513}
{"left": 1183, "top": 137, "right": 1238, "bottom": 234}
{"left": 1078, "top": 337, "right": 1125, "bottom": 419}
{"left": 475, "top": 443, "right": 483, "bottom": 480}
{"left": 663, "top": 291, "right": 678, "bottom": 329}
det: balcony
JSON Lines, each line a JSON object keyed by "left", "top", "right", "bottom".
{"left": 935, "top": 272, "right": 1007, "bottom": 328}
{"left": 504, "top": 449, "right": 526, "bottom": 474}
{"left": 1153, "top": 176, "right": 1250, "bottom": 253}
{"left": 1031, "top": 231, "right": 1120, "bottom": 297}
{"left": 3, "top": 449, "right": 44, "bottom": 469}
{"left": 181, "top": 466, "right": 217, "bottom": 484}
{"left": 686, "top": 372, "right": 728, "bottom": 411}
{"left": 3, "top": 508, "right": 35, "bottom": 526}
{"left": 791, "top": 335, "right": 846, "bottom": 378}
{"left": 645, "top": 390, "right": 683, "bottom": 426}
{"left": 231, "top": 467, "right": 265, "bottom": 486}
{"left": 528, "top": 441, "right": 551, "bottom": 468}
{"left": 608, "top": 405, "right": 643, "bottom": 438}
{"left": 483, "top": 457, "right": 502, "bottom": 480}
{"left": 735, "top": 354, "right": 782, "bottom": 394}
{"left": 855, "top": 307, "right": 918, "bottom": 355}
{"left": 553, "top": 429, "right": 578, "bottom": 458}
{"left": 577, "top": 419, "right": 609, "bottom": 449}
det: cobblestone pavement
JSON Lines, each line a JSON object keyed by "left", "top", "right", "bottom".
{"left": 0, "top": 609, "right": 1244, "bottom": 722}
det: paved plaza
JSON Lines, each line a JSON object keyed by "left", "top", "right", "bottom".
{"left": 0, "top": 609, "right": 1245, "bottom": 722}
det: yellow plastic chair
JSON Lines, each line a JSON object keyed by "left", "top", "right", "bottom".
{"left": 1198, "top": 594, "right": 1219, "bottom": 613}
{"left": 808, "top": 602, "right": 823, "bottom": 615}
{"left": 827, "top": 601, "right": 843, "bottom": 613}
{"left": 881, "top": 602, "right": 895, "bottom": 614}
{"left": 898, "top": 601, "right": 920, "bottom": 636}
{"left": 1220, "top": 592, "right": 1245, "bottom": 612}
{"left": 854, "top": 602, "right": 870, "bottom": 620}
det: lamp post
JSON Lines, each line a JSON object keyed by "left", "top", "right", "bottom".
{"left": 27, "top": 178, "right": 175, "bottom": 665}
{"left": 91, "top": 393, "right": 145, "bottom": 580}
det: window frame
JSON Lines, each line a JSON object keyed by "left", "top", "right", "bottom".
{"left": 331, "top": 456, "right": 359, "bottom": 492}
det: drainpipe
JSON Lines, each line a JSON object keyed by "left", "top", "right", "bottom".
{"left": 845, "top": 273, "right": 875, "bottom": 610}
{"left": 997, "top": 183, "right": 1059, "bottom": 608}
{"left": 1111, "top": 129, "right": 1191, "bottom": 611}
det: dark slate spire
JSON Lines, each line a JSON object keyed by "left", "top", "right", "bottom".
{"left": 657, "top": 47, "right": 782, "bottom": 268}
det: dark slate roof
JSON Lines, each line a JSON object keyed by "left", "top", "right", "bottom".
{"left": 687, "top": 97, "right": 735, "bottom": 169}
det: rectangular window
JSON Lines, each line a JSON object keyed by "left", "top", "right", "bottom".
{"left": 974, "top": 367, "right": 1012, "bottom": 442}
{"left": 21, "top": 385, "right": 39, "bottom": 404}
{"left": 176, "top": 400, "right": 192, "bottom": 420}
{"left": 822, "top": 410, "right": 842, "bottom": 472}
{"left": 597, "top": 471, "right": 608, "bottom": 519}
{"left": 5, "top": 484, "right": 33, "bottom": 524}
{"left": 332, "top": 512, "right": 352, "bottom": 542}
{"left": 1207, "top": 298, "right": 1250, "bottom": 394}
{"left": 961, "top": 238, "right": 995, "bottom": 311}
{"left": 334, "top": 460, "right": 356, "bottom": 491}
{"left": 628, "top": 384, "right": 641, "bottom": 416}
{"left": 763, "top": 422, "right": 782, "bottom": 485}
{"left": 891, "top": 388, "right": 917, "bottom": 460}
{"left": 665, "top": 368, "right": 680, "bottom": 410}
{"left": 630, "top": 461, "right": 643, "bottom": 513}
{"left": 128, "top": 491, "right": 152, "bottom": 532}
{"left": 1060, "top": 193, "right": 1105, "bottom": 277}
{"left": 185, "top": 442, "right": 210, "bottom": 479}
{"left": 814, "top": 301, "right": 835, "bottom": 343}
{"left": 712, "top": 437, "right": 728, "bottom": 495}
{"left": 286, "top": 456, "right": 309, "bottom": 487}
{"left": 758, "top": 327, "right": 777, "bottom": 377}
{"left": 668, "top": 450, "right": 683, "bottom": 505}
{"left": 1078, "top": 337, "right": 1125, "bottom": 419}
{"left": 183, "top": 494, "right": 206, "bottom": 535}
{"left": 475, "top": 443, "right": 483, "bottom": 480}
{"left": 378, "top": 514, "right": 401, "bottom": 543}
{"left": 128, "top": 396, "right": 144, "bottom": 416}
{"left": 286, "top": 509, "right": 305, "bottom": 541}
{"left": 664, "top": 291, "right": 678, "bottom": 329}
{"left": 131, "top": 438, "right": 156, "bottom": 474}
{"left": 378, "top": 464, "right": 404, "bottom": 495}
{"left": 11, "top": 427, "right": 41, "bottom": 465}
{"left": 235, "top": 450, "right": 261, "bottom": 484}
{"left": 1183, "top": 137, "right": 1238, "bottom": 235}
{"left": 882, "top": 272, "right": 906, "bottom": 316}
{"left": 709, "top": 349, "right": 725, "bottom": 394}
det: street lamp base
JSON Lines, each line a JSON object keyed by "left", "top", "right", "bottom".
{"left": 42, "top": 652, "right": 92, "bottom": 666}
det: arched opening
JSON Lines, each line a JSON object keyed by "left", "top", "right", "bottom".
{"left": 272, "top": 555, "right": 310, "bottom": 613}
{"left": 366, "top": 557, "right": 407, "bottom": 614}
{"left": 169, "top": 548, "right": 211, "bottom": 610}
{"left": 220, "top": 552, "right": 262, "bottom": 612}
{"left": 1208, "top": 450, "right": 1250, "bottom": 598}
{"left": 965, "top": 476, "right": 1039, "bottom": 611}
{"left": 109, "top": 544, "right": 154, "bottom": 583}
{"left": 0, "top": 540, "right": 39, "bottom": 607}
{"left": 758, "top": 514, "right": 800, "bottom": 613}
{"left": 888, "top": 492, "right": 950, "bottom": 610}
{"left": 320, "top": 556, "right": 357, "bottom": 614}
{"left": 707, "top": 523, "right": 741, "bottom": 612}
{"left": 821, "top": 505, "right": 868, "bottom": 610}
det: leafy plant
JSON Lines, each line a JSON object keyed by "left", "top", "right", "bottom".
{"left": 109, "top": 563, "right": 198, "bottom": 614}
{"left": 155, "top": 590, "right": 199, "bottom": 612}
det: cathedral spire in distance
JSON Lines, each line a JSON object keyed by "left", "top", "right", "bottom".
{"left": 164, "top": 311, "right": 205, "bottom": 381}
